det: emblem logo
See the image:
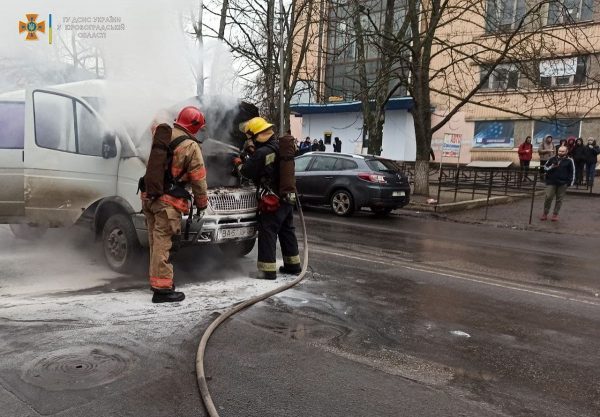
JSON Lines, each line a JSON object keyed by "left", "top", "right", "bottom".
{"left": 19, "top": 14, "right": 46, "bottom": 41}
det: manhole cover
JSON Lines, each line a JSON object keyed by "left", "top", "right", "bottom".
{"left": 22, "top": 345, "right": 135, "bottom": 391}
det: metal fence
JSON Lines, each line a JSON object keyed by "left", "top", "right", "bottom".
{"left": 395, "top": 162, "right": 598, "bottom": 224}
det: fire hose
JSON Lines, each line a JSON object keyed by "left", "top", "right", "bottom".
{"left": 195, "top": 199, "right": 309, "bottom": 417}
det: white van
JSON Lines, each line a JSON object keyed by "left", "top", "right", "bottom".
{"left": 0, "top": 80, "right": 257, "bottom": 272}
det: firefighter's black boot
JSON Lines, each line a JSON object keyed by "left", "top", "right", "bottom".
{"left": 152, "top": 290, "right": 185, "bottom": 303}
{"left": 279, "top": 264, "right": 301, "bottom": 275}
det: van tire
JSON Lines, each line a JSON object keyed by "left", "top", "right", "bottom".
{"left": 219, "top": 238, "right": 256, "bottom": 258}
{"left": 102, "top": 214, "right": 141, "bottom": 273}
{"left": 9, "top": 224, "right": 48, "bottom": 240}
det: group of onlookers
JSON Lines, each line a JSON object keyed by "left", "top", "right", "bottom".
{"left": 518, "top": 135, "right": 599, "bottom": 185}
{"left": 296, "top": 136, "right": 343, "bottom": 155}
{"left": 517, "top": 135, "right": 599, "bottom": 222}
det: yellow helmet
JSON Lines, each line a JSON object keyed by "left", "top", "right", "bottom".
{"left": 240, "top": 117, "right": 274, "bottom": 141}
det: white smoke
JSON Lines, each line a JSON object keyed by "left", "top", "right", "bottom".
{"left": 0, "top": 0, "right": 243, "bottom": 147}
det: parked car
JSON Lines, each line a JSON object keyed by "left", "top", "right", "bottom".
{"left": 294, "top": 152, "right": 410, "bottom": 216}
{"left": 0, "top": 80, "right": 258, "bottom": 272}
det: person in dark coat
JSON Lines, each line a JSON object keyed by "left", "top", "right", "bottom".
{"left": 540, "top": 145, "right": 575, "bottom": 222}
{"left": 299, "top": 137, "right": 311, "bottom": 155}
{"left": 571, "top": 138, "right": 586, "bottom": 185}
{"left": 318, "top": 139, "right": 326, "bottom": 152}
{"left": 311, "top": 139, "right": 319, "bottom": 152}
{"left": 333, "top": 137, "right": 342, "bottom": 153}
{"left": 584, "top": 138, "right": 599, "bottom": 185}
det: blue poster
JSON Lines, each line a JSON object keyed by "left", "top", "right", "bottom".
{"left": 473, "top": 121, "right": 514, "bottom": 148}
{"left": 533, "top": 119, "right": 580, "bottom": 145}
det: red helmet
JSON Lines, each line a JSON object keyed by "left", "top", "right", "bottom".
{"left": 175, "top": 106, "right": 206, "bottom": 134}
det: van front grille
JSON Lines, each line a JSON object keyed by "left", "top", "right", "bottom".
{"left": 208, "top": 190, "right": 257, "bottom": 213}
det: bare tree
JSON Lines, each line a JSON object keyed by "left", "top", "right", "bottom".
{"left": 202, "top": 0, "right": 321, "bottom": 132}
{"left": 327, "top": 0, "right": 600, "bottom": 195}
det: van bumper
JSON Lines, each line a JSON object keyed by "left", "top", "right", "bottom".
{"left": 132, "top": 212, "right": 258, "bottom": 247}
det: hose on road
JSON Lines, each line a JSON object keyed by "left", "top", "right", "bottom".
{"left": 195, "top": 201, "right": 309, "bottom": 417}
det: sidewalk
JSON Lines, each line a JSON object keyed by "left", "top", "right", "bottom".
{"left": 411, "top": 193, "right": 600, "bottom": 237}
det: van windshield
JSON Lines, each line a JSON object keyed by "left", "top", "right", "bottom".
{"left": 0, "top": 101, "right": 25, "bottom": 149}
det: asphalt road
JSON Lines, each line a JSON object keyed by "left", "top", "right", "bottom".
{"left": 0, "top": 210, "right": 599, "bottom": 417}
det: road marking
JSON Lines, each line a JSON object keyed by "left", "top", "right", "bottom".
{"left": 321, "top": 250, "right": 600, "bottom": 307}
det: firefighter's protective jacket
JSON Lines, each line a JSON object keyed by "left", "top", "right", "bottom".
{"left": 240, "top": 136, "right": 280, "bottom": 194}
{"left": 159, "top": 127, "right": 208, "bottom": 213}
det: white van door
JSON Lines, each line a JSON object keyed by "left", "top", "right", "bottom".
{"left": 24, "top": 89, "right": 120, "bottom": 226}
{"left": 0, "top": 100, "right": 25, "bottom": 222}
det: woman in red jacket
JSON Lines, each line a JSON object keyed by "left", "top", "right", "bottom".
{"left": 518, "top": 136, "right": 533, "bottom": 170}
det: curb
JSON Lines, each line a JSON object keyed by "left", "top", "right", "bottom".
{"left": 405, "top": 192, "right": 540, "bottom": 213}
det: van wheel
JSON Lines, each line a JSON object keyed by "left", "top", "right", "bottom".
{"left": 9, "top": 224, "right": 48, "bottom": 240}
{"left": 102, "top": 214, "right": 141, "bottom": 273}
{"left": 330, "top": 190, "right": 354, "bottom": 216}
{"left": 219, "top": 239, "right": 256, "bottom": 258}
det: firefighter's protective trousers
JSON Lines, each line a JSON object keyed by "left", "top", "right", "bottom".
{"left": 257, "top": 202, "right": 300, "bottom": 273}
{"left": 142, "top": 199, "right": 182, "bottom": 290}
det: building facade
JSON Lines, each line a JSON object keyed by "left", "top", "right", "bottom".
{"left": 292, "top": 0, "right": 600, "bottom": 165}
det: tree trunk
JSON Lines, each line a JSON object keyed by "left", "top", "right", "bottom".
{"left": 265, "top": 0, "right": 277, "bottom": 124}
{"left": 413, "top": 159, "right": 430, "bottom": 196}
{"left": 218, "top": 0, "right": 229, "bottom": 39}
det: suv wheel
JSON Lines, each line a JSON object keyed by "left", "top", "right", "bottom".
{"left": 219, "top": 239, "right": 256, "bottom": 257}
{"left": 102, "top": 214, "right": 141, "bottom": 273}
{"left": 330, "top": 190, "right": 354, "bottom": 216}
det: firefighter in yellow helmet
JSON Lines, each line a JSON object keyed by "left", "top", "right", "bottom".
{"left": 233, "top": 117, "right": 301, "bottom": 279}
{"left": 141, "top": 106, "right": 208, "bottom": 303}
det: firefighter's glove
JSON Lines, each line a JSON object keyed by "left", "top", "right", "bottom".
{"left": 244, "top": 143, "right": 256, "bottom": 156}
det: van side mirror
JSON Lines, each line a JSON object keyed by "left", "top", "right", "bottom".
{"left": 102, "top": 135, "right": 118, "bottom": 159}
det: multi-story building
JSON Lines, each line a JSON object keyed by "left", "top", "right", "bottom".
{"left": 292, "top": 0, "right": 600, "bottom": 166}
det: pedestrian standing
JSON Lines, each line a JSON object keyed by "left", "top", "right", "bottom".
{"left": 584, "top": 138, "right": 599, "bottom": 185}
{"left": 518, "top": 136, "right": 533, "bottom": 170}
{"left": 234, "top": 117, "right": 301, "bottom": 279}
{"left": 141, "top": 106, "right": 208, "bottom": 303}
{"left": 540, "top": 145, "right": 575, "bottom": 222}
{"left": 333, "top": 137, "right": 342, "bottom": 153}
{"left": 299, "top": 137, "right": 311, "bottom": 155}
{"left": 571, "top": 138, "right": 586, "bottom": 185}
{"left": 318, "top": 139, "right": 326, "bottom": 152}
{"left": 538, "top": 135, "right": 554, "bottom": 178}
{"left": 311, "top": 139, "right": 319, "bottom": 152}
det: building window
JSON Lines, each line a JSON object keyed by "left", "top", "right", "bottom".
{"left": 480, "top": 64, "right": 519, "bottom": 90}
{"left": 486, "top": 0, "right": 526, "bottom": 32}
{"left": 539, "top": 56, "right": 587, "bottom": 87}
{"left": 547, "top": 0, "right": 593, "bottom": 24}
{"left": 473, "top": 121, "right": 515, "bottom": 148}
{"left": 533, "top": 119, "right": 581, "bottom": 145}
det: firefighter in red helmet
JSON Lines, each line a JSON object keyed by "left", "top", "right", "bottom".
{"left": 141, "top": 106, "right": 208, "bottom": 303}
{"left": 233, "top": 117, "right": 301, "bottom": 280}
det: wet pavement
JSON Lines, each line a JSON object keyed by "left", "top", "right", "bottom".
{"left": 0, "top": 209, "right": 599, "bottom": 416}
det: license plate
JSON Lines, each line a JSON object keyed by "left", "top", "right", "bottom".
{"left": 392, "top": 191, "right": 405, "bottom": 197}
{"left": 217, "top": 227, "right": 255, "bottom": 240}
